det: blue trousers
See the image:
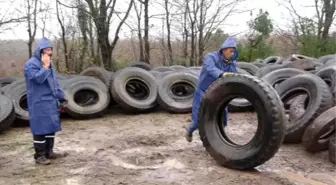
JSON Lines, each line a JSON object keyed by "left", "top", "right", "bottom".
{"left": 187, "top": 89, "right": 228, "bottom": 133}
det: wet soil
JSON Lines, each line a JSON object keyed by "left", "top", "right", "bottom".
{"left": 0, "top": 110, "right": 335, "bottom": 185}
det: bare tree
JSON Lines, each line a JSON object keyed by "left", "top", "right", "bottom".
{"left": 164, "top": 0, "right": 173, "bottom": 65}
{"left": 56, "top": 0, "right": 70, "bottom": 71}
{"left": 0, "top": 0, "right": 27, "bottom": 33}
{"left": 134, "top": 1, "right": 145, "bottom": 61}
{"left": 138, "top": 0, "right": 150, "bottom": 63}
{"left": 76, "top": 0, "right": 89, "bottom": 72}
{"left": 84, "top": 0, "right": 134, "bottom": 69}
{"left": 24, "top": 0, "right": 39, "bottom": 58}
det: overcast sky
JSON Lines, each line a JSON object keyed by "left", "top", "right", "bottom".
{"left": 0, "top": 0, "right": 329, "bottom": 40}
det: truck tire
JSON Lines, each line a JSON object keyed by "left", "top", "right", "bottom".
{"left": 0, "top": 94, "right": 15, "bottom": 132}
{"left": 64, "top": 77, "right": 110, "bottom": 119}
{"left": 111, "top": 67, "right": 158, "bottom": 113}
{"left": 198, "top": 74, "right": 286, "bottom": 170}
{"left": 151, "top": 66, "right": 175, "bottom": 72}
{"left": 315, "top": 66, "right": 336, "bottom": 105}
{"left": 263, "top": 56, "right": 284, "bottom": 64}
{"left": 275, "top": 74, "right": 333, "bottom": 143}
{"left": 302, "top": 106, "right": 336, "bottom": 153}
{"left": 79, "top": 67, "right": 110, "bottom": 87}
{"left": 236, "top": 62, "right": 259, "bottom": 75}
{"left": 2, "top": 79, "right": 29, "bottom": 122}
{"left": 158, "top": 72, "right": 197, "bottom": 113}
{"left": 261, "top": 68, "right": 306, "bottom": 88}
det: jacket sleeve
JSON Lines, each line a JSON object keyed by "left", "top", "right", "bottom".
{"left": 203, "top": 55, "right": 223, "bottom": 79}
{"left": 52, "top": 68, "right": 65, "bottom": 101}
{"left": 24, "top": 61, "right": 50, "bottom": 84}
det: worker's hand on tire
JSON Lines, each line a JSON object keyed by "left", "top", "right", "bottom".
{"left": 222, "top": 72, "right": 234, "bottom": 77}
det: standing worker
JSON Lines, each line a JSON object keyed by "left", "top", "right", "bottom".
{"left": 24, "top": 37, "right": 68, "bottom": 165}
{"left": 185, "top": 36, "right": 238, "bottom": 142}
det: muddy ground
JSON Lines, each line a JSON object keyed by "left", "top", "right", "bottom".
{"left": 0, "top": 109, "right": 335, "bottom": 185}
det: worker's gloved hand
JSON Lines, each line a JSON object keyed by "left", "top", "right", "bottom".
{"left": 221, "top": 72, "right": 234, "bottom": 77}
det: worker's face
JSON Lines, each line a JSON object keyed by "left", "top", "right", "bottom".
{"left": 42, "top": 48, "right": 53, "bottom": 57}
{"left": 222, "top": 48, "right": 235, "bottom": 60}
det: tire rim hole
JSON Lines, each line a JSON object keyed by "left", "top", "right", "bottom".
{"left": 221, "top": 97, "right": 258, "bottom": 147}
{"left": 19, "top": 94, "right": 28, "bottom": 111}
{"left": 323, "top": 78, "right": 332, "bottom": 87}
{"left": 125, "top": 79, "right": 150, "bottom": 100}
{"left": 74, "top": 89, "right": 99, "bottom": 107}
{"left": 169, "top": 82, "right": 195, "bottom": 99}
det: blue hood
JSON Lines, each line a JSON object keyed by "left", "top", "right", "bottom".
{"left": 34, "top": 37, "right": 53, "bottom": 59}
{"left": 218, "top": 36, "right": 238, "bottom": 61}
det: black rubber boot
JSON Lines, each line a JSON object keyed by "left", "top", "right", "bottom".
{"left": 46, "top": 134, "right": 67, "bottom": 159}
{"left": 33, "top": 135, "right": 50, "bottom": 165}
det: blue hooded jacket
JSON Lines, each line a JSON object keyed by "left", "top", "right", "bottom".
{"left": 24, "top": 37, "right": 65, "bottom": 135}
{"left": 188, "top": 37, "right": 238, "bottom": 133}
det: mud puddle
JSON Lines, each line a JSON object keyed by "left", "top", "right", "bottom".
{"left": 0, "top": 111, "right": 334, "bottom": 185}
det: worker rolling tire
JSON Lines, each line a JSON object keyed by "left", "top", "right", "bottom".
{"left": 151, "top": 66, "right": 175, "bottom": 72}
{"left": 198, "top": 74, "right": 286, "bottom": 170}
{"left": 236, "top": 62, "right": 259, "bottom": 75}
{"left": 261, "top": 68, "right": 306, "bottom": 88}
{"left": 2, "top": 79, "right": 29, "bottom": 122}
{"left": 63, "top": 77, "right": 110, "bottom": 119}
{"left": 302, "top": 106, "right": 336, "bottom": 153}
{"left": 111, "top": 67, "right": 158, "bottom": 113}
{"left": 0, "top": 94, "right": 15, "bottom": 132}
{"left": 79, "top": 67, "right": 110, "bottom": 87}
{"left": 328, "top": 136, "right": 336, "bottom": 164}
{"left": 275, "top": 74, "right": 333, "bottom": 143}
{"left": 158, "top": 72, "right": 197, "bottom": 113}
{"left": 128, "top": 61, "right": 153, "bottom": 71}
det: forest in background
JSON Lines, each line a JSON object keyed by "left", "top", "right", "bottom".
{"left": 0, "top": 0, "right": 335, "bottom": 76}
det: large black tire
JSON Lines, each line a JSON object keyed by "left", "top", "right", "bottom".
{"left": 189, "top": 66, "right": 202, "bottom": 70}
{"left": 79, "top": 67, "right": 110, "bottom": 87}
{"left": 275, "top": 74, "right": 333, "bottom": 143}
{"left": 263, "top": 56, "right": 284, "bottom": 64}
{"left": 158, "top": 72, "right": 197, "bottom": 113}
{"left": 236, "top": 62, "right": 259, "bottom": 75}
{"left": 160, "top": 71, "right": 175, "bottom": 78}
{"left": 0, "top": 94, "right": 15, "bottom": 132}
{"left": 290, "top": 54, "right": 316, "bottom": 61}
{"left": 286, "top": 58, "right": 315, "bottom": 71}
{"left": 198, "top": 74, "right": 286, "bottom": 170}
{"left": 261, "top": 68, "right": 307, "bottom": 88}
{"left": 110, "top": 67, "right": 158, "bottom": 113}
{"left": 150, "top": 71, "right": 161, "bottom": 78}
{"left": 64, "top": 77, "right": 110, "bottom": 119}
{"left": 2, "top": 79, "right": 29, "bottom": 122}
{"left": 128, "top": 61, "right": 153, "bottom": 71}
{"left": 151, "top": 66, "right": 175, "bottom": 72}
{"left": 302, "top": 106, "right": 336, "bottom": 153}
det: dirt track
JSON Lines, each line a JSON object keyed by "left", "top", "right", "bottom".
{"left": 0, "top": 109, "right": 335, "bottom": 185}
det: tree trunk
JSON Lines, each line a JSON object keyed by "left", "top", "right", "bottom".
{"left": 56, "top": 0, "right": 69, "bottom": 70}
{"left": 143, "top": 0, "right": 150, "bottom": 63}
{"left": 164, "top": 0, "right": 173, "bottom": 65}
